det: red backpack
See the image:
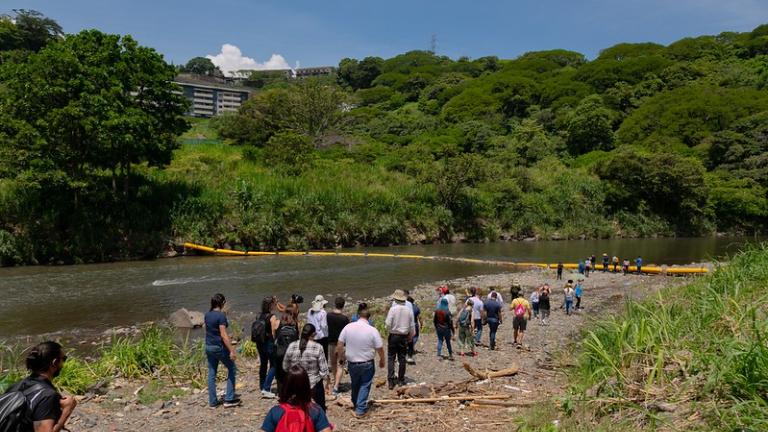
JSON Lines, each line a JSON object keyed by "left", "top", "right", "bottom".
{"left": 275, "top": 403, "right": 316, "bottom": 432}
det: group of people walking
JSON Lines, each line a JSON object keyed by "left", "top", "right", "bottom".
{"left": 2, "top": 277, "right": 582, "bottom": 432}
{"left": 556, "top": 254, "right": 644, "bottom": 279}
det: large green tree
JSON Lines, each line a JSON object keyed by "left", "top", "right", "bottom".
{"left": 181, "top": 56, "right": 219, "bottom": 76}
{"left": 0, "top": 9, "right": 62, "bottom": 52}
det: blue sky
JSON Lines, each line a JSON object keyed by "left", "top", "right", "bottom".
{"left": 7, "top": 0, "right": 768, "bottom": 73}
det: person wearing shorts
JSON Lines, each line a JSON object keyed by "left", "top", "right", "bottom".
{"left": 510, "top": 292, "right": 531, "bottom": 348}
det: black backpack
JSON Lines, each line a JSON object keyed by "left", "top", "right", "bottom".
{"left": 274, "top": 324, "right": 299, "bottom": 358}
{"left": 0, "top": 382, "right": 45, "bottom": 432}
{"left": 251, "top": 313, "right": 272, "bottom": 344}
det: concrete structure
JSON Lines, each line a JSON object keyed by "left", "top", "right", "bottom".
{"left": 173, "top": 75, "right": 251, "bottom": 118}
{"left": 295, "top": 66, "right": 335, "bottom": 79}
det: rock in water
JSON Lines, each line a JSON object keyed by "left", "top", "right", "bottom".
{"left": 169, "top": 308, "right": 193, "bottom": 328}
{"left": 188, "top": 311, "right": 204, "bottom": 328}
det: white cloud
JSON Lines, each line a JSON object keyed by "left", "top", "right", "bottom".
{"left": 206, "top": 44, "right": 292, "bottom": 76}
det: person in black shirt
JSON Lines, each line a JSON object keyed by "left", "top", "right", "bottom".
{"left": 326, "top": 297, "right": 350, "bottom": 395}
{"left": 5, "top": 341, "right": 76, "bottom": 432}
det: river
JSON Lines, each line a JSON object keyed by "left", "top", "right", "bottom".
{"left": 0, "top": 236, "right": 760, "bottom": 338}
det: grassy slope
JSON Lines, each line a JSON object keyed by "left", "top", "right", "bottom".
{"left": 516, "top": 245, "right": 768, "bottom": 431}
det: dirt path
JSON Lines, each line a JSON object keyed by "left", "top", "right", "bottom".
{"left": 66, "top": 268, "right": 686, "bottom": 431}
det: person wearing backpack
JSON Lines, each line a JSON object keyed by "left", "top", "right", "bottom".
{"left": 254, "top": 296, "right": 281, "bottom": 399}
{"left": 433, "top": 298, "right": 454, "bottom": 360}
{"left": 273, "top": 312, "right": 300, "bottom": 395}
{"left": 283, "top": 324, "right": 329, "bottom": 412}
{"left": 204, "top": 293, "right": 240, "bottom": 408}
{"left": 1, "top": 341, "right": 76, "bottom": 432}
{"left": 456, "top": 299, "right": 476, "bottom": 357}
{"left": 260, "top": 365, "right": 332, "bottom": 432}
{"left": 510, "top": 291, "right": 532, "bottom": 348}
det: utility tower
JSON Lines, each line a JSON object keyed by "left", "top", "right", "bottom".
{"left": 430, "top": 34, "right": 437, "bottom": 54}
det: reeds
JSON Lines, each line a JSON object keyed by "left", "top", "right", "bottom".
{"left": 575, "top": 244, "right": 768, "bottom": 430}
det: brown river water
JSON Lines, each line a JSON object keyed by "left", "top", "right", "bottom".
{"left": 0, "top": 237, "right": 760, "bottom": 338}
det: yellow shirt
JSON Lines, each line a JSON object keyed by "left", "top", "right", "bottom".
{"left": 510, "top": 298, "right": 531, "bottom": 318}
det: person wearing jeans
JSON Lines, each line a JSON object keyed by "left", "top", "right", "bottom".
{"left": 204, "top": 293, "right": 240, "bottom": 407}
{"left": 433, "top": 298, "right": 454, "bottom": 360}
{"left": 348, "top": 360, "right": 375, "bottom": 415}
{"left": 256, "top": 296, "right": 280, "bottom": 398}
{"left": 483, "top": 292, "right": 503, "bottom": 350}
{"left": 337, "top": 309, "right": 385, "bottom": 417}
{"left": 205, "top": 345, "right": 237, "bottom": 406}
{"left": 469, "top": 288, "right": 484, "bottom": 345}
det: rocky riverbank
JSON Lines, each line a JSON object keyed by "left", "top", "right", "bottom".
{"left": 61, "top": 268, "right": 687, "bottom": 431}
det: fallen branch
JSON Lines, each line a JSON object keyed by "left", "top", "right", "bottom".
{"left": 471, "top": 399, "right": 537, "bottom": 407}
{"left": 463, "top": 362, "right": 519, "bottom": 380}
{"left": 372, "top": 394, "right": 510, "bottom": 404}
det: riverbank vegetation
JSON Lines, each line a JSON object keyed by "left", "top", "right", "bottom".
{"left": 1, "top": 10, "right": 768, "bottom": 264}
{"left": 516, "top": 244, "right": 768, "bottom": 431}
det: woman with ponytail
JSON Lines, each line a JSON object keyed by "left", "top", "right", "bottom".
{"left": 204, "top": 293, "right": 240, "bottom": 408}
{"left": 281, "top": 323, "right": 329, "bottom": 412}
{"left": 4, "top": 341, "right": 77, "bottom": 432}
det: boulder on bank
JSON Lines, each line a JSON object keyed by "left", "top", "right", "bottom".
{"left": 169, "top": 308, "right": 204, "bottom": 328}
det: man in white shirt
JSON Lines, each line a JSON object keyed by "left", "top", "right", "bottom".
{"left": 469, "top": 287, "right": 485, "bottom": 345}
{"left": 486, "top": 288, "right": 505, "bottom": 307}
{"left": 385, "top": 289, "right": 415, "bottom": 390}
{"left": 337, "top": 309, "right": 385, "bottom": 418}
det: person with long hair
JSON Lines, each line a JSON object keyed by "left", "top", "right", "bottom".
{"left": 433, "top": 297, "right": 455, "bottom": 360}
{"left": 282, "top": 323, "right": 329, "bottom": 411}
{"left": 4, "top": 341, "right": 77, "bottom": 432}
{"left": 272, "top": 311, "right": 300, "bottom": 394}
{"left": 204, "top": 293, "right": 240, "bottom": 407}
{"left": 260, "top": 365, "right": 332, "bottom": 432}
{"left": 254, "top": 296, "right": 281, "bottom": 398}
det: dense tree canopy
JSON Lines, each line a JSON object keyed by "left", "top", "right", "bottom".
{"left": 3, "top": 11, "right": 768, "bottom": 263}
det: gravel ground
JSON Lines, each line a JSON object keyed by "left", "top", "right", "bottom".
{"left": 66, "top": 268, "right": 688, "bottom": 431}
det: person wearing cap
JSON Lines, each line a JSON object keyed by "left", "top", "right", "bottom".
{"left": 602, "top": 253, "right": 610, "bottom": 272}
{"left": 384, "top": 289, "right": 415, "bottom": 390}
{"left": 436, "top": 286, "right": 457, "bottom": 316}
{"left": 307, "top": 295, "right": 330, "bottom": 361}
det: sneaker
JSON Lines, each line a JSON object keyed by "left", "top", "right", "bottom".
{"left": 437, "top": 355, "right": 443, "bottom": 361}
{"left": 406, "top": 356, "right": 415, "bottom": 365}
{"left": 447, "top": 355, "right": 455, "bottom": 361}
{"left": 354, "top": 410, "right": 369, "bottom": 419}
{"left": 261, "top": 390, "right": 276, "bottom": 399}
{"left": 223, "top": 398, "right": 242, "bottom": 408}
{"left": 332, "top": 388, "right": 341, "bottom": 396}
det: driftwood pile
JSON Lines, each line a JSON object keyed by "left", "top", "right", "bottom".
{"left": 370, "top": 362, "right": 522, "bottom": 406}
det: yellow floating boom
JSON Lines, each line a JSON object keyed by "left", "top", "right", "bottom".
{"left": 181, "top": 242, "right": 709, "bottom": 275}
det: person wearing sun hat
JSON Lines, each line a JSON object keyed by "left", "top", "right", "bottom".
{"left": 384, "top": 289, "right": 415, "bottom": 390}
{"left": 307, "top": 295, "right": 330, "bottom": 361}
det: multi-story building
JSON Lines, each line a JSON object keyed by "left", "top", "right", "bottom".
{"left": 173, "top": 75, "right": 251, "bottom": 118}
{"left": 294, "top": 66, "right": 336, "bottom": 79}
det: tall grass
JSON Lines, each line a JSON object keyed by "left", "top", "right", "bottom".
{"left": 0, "top": 325, "right": 205, "bottom": 395}
{"left": 574, "top": 244, "right": 768, "bottom": 430}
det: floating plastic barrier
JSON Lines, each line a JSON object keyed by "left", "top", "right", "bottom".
{"left": 182, "top": 242, "right": 709, "bottom": 275}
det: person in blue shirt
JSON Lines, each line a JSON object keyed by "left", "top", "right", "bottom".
{"left": 482, "top": 293, "right": 503, "bottom": 350}
{"left": 635, "top": 256, "right": 643, "bottom": 274}
{"left": 574, "top": 280, "right": 583, "bottom": 310}
{"left": 261, "top": 365, "right": 332, "bottom": 432}
{"left": 204, "top": 293, "right": 240, "bottom": 408}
